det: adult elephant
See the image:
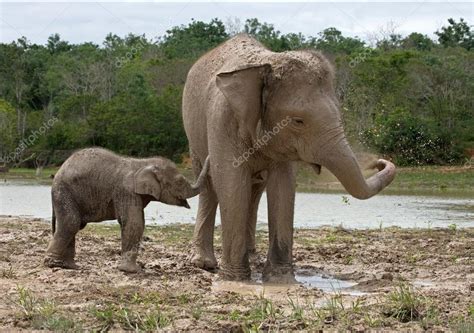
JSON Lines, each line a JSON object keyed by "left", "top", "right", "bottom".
{"left": 183, "top": 34, "right": 395, "bottom": 282}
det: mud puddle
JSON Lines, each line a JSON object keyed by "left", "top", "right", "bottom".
{"left": 296, "top": 273, "right": 364, "bottom": 295}
{"left": 211, "top": 271, "right": 365, "bottom": 297}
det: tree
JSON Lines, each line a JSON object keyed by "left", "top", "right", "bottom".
{"left": 161, "top": 18, "right": 228, "bottom": 59}
{"left": 47, "top": 33, "right": 71, "bottom": 54}
{"left": 0, "top": 99, "right": 17, "bottom": 161}
{"left": 402, "top": 33, "right": 434, "bottom": 51}
{"left": 315, "top": 27, "right": 365, "bottom": 54}
{"left": 435, "top": 18, "right": 473, "bottom": 50}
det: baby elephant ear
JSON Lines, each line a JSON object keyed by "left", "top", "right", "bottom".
{"left": 216, "top": 64, "right": 272, "bottom": 140}
{"left": 133, "top": 166, "right": 161, "bottom": 201}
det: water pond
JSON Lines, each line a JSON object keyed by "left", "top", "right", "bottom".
{"left": 1, "top": 180, "right": 472, "bottom": 229}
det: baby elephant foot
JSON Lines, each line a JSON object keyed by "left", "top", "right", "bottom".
{"left": 44, "top": 256, "right": 79, "bottom": 270}
{"left": 190, "top": 248, "right": 217, "bottom": 270}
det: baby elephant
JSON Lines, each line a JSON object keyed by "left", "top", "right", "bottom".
{"left": 44, "top": 147, "right": 209, "bottom": 272}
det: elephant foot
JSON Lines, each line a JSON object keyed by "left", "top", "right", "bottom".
{"left": 190, "top": 249, "right": 217, "bottom": 270}
{"left": 44, "top": 256, "right": 79, "bottom": 270}
{"left": 219, "top": 264, "right": 251, "bottom": 281}
{"left": 118, "top": 260, "right": 140, "bottom": 273}
{"left": 262, "top": 265, "right": 296, "bottom": 284}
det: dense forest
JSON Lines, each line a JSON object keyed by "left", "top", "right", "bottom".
{"left": 0, "top": 18, "right": 472, "bottom": 167}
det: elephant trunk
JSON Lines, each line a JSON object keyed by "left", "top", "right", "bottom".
{"left": 186, "top": 156, "right": 211, "bottom": 197}
{"left": 320, "top": 137, "right": 396, "bottom": 200}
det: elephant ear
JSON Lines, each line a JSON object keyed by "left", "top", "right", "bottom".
{"left": 216, "top": 64, "right": 272, "bottom": 140}
{"left": 132, "top": 166, "right": 162, "bottom": 201}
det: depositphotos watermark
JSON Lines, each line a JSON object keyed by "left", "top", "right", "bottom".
{"left": 232, "top": 116, "right": 291, "bottom": 168}
{"left": 115, "top": 40, "right": 147, "bottom": 68}
{"left": 349, "top": 48, "right": 374, "bottom": 68}
{"left": 0, "top": 116, "right": 58, "bottom": 164}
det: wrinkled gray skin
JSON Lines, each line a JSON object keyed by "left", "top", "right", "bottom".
{"left": 44, "top": 148, "right": 210, "bottom": 273}
{"left": 183, "top": 34, "right": 396, "bottom": 282}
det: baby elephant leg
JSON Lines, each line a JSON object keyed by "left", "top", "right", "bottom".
{"left": 118, "top": 204, "right": 145, "bottom": 273}
{"left": 44, "top": 196, "right": 81, "bottom": 269}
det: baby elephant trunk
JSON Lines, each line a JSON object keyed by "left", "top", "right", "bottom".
{"left": 187, "top": 156, "right": 210, "bottom": 197}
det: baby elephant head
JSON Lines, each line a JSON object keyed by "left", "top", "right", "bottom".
{"left": 133, "top": 156, "right": 210, "bottom": 208}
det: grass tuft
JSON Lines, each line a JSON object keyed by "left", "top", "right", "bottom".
{"left": 383, "top": 283, "right": 436, "bottom": 323}
{"left": 15, "top": 286, "right": 78, "bottom": 330}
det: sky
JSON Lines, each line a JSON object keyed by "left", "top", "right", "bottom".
{"left": 0, "top": 1, "right": 472, "bottom": 45}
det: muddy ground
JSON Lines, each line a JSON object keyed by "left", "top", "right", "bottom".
{"left": 0, "top": 217, "right": 472, "bottom": 332}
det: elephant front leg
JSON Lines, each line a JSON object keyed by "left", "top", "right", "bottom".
{"left": 215, "top": 166, "right": 253, "bottom": 281}
{"left": 118, "top": 202, "right": 145, "bottom": 273}
{"left": 263, "top": 162, "right": 297, "bottom": 283}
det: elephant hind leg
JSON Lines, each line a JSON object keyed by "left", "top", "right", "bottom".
{"left": 191, "top": 156, "right": 218, "bottom": 270}
{"left": 44, "top": 190, "right": 81, "bottom": 269}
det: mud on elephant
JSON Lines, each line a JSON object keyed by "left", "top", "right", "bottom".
{"left": 44, "top": 147, "right": 210, "bottom": 273}
{"left": 182, "top": 34, "right": 396, "bottom": 282}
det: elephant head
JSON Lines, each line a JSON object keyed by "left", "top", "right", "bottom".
{"left": 216, "top": 52, "right": 395, "bottom": 199}
{"left": 134, "top": 156, "right": 210, "bottom": 207}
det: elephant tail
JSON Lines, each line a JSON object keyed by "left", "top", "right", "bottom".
{"left": 51, "top": 207, "right": 56, "bottom": 235}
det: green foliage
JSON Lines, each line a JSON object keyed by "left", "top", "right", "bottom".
{"left": 0, "top": 98, "right": 17, "bottom": 160}
{"left": 363, "top": 108, "right": 462, "bottom": 165}
{"left": 315, "top": 27, "right": 365, "bottom": 54}
{"left": 435, "top": 18, "right": 473, "bottom": 50}
{"left": 161, "top": 18, "right": 228, "bottom": 59}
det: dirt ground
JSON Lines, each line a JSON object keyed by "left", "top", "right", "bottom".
{"left": 0, "top": 217, "right": 472, "bottom": 332}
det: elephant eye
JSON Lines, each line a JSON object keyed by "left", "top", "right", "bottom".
{"left": 291, "top": 117, "right": 305, "bottom": 128}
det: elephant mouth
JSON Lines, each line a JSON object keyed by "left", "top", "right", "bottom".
{"left": 310, "top": 163, "right": 322, "bottom": 175}
{"left": 179, "top": 199, "right": 191, "bottom": 209}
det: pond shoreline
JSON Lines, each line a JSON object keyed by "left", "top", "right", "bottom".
{"left": 0, "top": 217, "right": 472, "bottom": 331}
{"left": 2, "top": 164, "right": 473, "bottom": 195}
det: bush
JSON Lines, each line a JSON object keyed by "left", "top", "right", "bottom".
{"left": 363, "top": 108, "right": 463, "bottom": 166}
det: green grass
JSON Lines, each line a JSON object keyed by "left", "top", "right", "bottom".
{"left": 1, "top": 167, "right": 59, "bottom": 180}
{"left": 383, "top": 283, "right": 438, "bottom": 325}
{"left": 296, "top": 163, "right": 474, "bottom": 195}
{"left": 91, "top": 303, "right": 171, "bottom": 331}
{"left": 15, "top": 286, "right": 78, "bottom": 331}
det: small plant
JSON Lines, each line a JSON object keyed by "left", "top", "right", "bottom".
{"left": 17, "top": 286, "right": 37, "bottom": 319}
{"left": 363, "top": 313, "right": 382, "bottom": 327}
{"left": 91, "top": 304, "right": 116, "bottom": 331}
{"left": 243, "top": 295, "right": 280, "bottom": 331}
{"left": 177, "top": 293, "right": 190, "bottom": 305}
{"left": 229, "top": 309, "right": 242, "bottom": 321}
{"left": 191, "top": 305, "right": 203, "bottom": 320}
{"left": 341, "top": 196, "right": 350, "bottom": 205}
{"left": 1, "top": 265, "right": 17, "bottom": 278}
{"left": 344, "top": 255, "right": 354, "bottom": 265}
{"left": 288, "top": 297, "right": 305, "bottom": 325}
{"left": 91, "top": 303, "right": 171, "bottom": 330}
{"left": 448, "top": 223, "right": 457, "bottom": 232}
{"left": 15, "top": 286, "right": 77, "bottom": 330}
{"left": 351, "top": 297, "right": 364, "bottom": 313}
{"left": 383, "top": 283, "right": 433, "bottom": 322}
{"left": 326, "top": 292, "right": 345, "bottom": 318}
